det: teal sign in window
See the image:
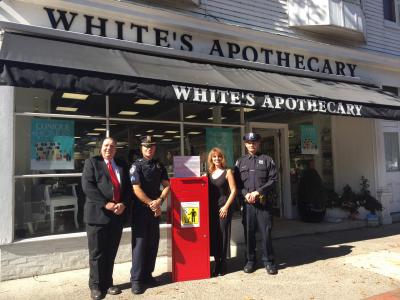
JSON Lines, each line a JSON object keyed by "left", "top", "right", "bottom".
{"left": 206, "top": 128, "right": 234, "bottom": 167}
{"left": 300, "top": 125, "right": 319, "bottom": 155}
{"left": 31, "top": 119, "right": 75, "bottom": 170}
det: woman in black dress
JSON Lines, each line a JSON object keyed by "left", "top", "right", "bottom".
{"left": 207, "top": 147, "right": 237, "bottom": 276}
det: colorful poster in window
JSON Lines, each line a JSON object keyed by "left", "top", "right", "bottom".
{"left": 301, "top": 125, "right": 319, "bottom": 155}
{"left": 31, "top": 119, "right": 75, "bottom": 170}
{"left": 206, "top": 128, "right": 234, "bottom": 167}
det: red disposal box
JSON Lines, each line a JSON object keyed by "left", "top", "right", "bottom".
{"left": 170, "top": 177, "right": 210, "bottom": 282}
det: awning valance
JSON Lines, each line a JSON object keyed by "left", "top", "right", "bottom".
{"left": 1, "top": 32, "right": 400, "bottom": 120}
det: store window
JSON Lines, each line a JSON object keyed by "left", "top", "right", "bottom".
{"left": 15, "top": 88, "right": 106, "bottom": 117}
{"left": 15, "top": 176, "right": 83, "bottom": 238}
{"left": 182, "top": 123, "right": 243, "bottom": 218}
{"left": 108, "top": 94, "right": 179, "bottom": 121}
{"left": 14, "top": 86, "right": 107, "bottom": 238}
{"left": 14, "top": 88, "right": 245, "bottom": 239}
{"left": 285, "top": 117, "right": 331, "bottom": 208}
{"left": 15, "top": 116, "right": 106, "bottom": 175}
{"left": 245, "top": 109, "right": 334, "bottom": 207}
{"left": 384, "top": 132, "right": 400, "bottom": 172}
{"left": 182, "top": 124, "right": 242, "bottom": 173}
{"left": 182, "top": 103, "right": 242, "bottom": 173}
{"left": 110, "top": 121, "right": 181, "bottom": 223}
{"left": 109, "top": 122, "right": 181, "bottom": 171}
{"left": 287, "top": 116, "right": 334, "bottom": 192}
{"left": 183, "top": 103, "right": 242, "bottom": 125}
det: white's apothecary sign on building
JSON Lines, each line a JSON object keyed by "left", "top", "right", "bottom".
{"left": 42, "top": 6, "right": 358, "bottom": 78}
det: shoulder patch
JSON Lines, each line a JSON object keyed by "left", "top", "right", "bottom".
{"left": 129, "top": 164, "right": 137, "bottom": 182}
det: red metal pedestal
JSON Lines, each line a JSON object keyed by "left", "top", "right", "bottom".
{"left": 170, "top": 177, "right": 210, "bottom": 282}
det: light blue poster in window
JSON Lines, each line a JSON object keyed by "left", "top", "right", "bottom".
{"left": 206, "top": 128, "right": 234, "bottom": 167}
{"left": 300, "top": 125, "right": 319, "bottom": 155}
{"left": 31, "top": 119, "right": 75, "bottom": 170}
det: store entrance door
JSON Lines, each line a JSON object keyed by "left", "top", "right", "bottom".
{"left": 383, "top": 124, "right": 400, "bottom": 214}
{"left": 249, "top": 123, "right": 292, "bottom": 219}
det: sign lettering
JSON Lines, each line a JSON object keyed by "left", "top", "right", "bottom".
{"left": 43, "top": 7, "right": 357, "bottom": 77}
{"left": 172, "top": 85, "right": 363, "bottom": 117}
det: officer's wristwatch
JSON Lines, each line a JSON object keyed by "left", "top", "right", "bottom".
{"left": 158, "top": 196, "right": 164, "bottom": 205}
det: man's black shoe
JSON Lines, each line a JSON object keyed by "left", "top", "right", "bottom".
{"left": 144, "top": 276, "right": 160, "bottom": 287}
{"left": 243, "top": 261, "right": 256, "bottom": 273}
{"left": 217, "top": 262, "right": 227, "bottom": 276}
{"left": 265, "top": 263, "right": 278, "bottom": 275}
{"left": 212, "top": 263, "right": 220, "bottom": 277}
{"left": 106, "top": 286, "right": 121, "bottom": 295}
{"left": 90, "top": 289, "right": 103, "bottom": 300}
{"left": 131, "top": 281, "right": 145, "bottom": 295}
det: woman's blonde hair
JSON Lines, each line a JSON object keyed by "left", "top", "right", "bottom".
{"left": 207, "top": 147, "right": 227, "bottom": 173}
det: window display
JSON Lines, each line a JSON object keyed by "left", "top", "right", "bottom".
{"left": 14, "top": 87, "right": 245, "bottom": 238}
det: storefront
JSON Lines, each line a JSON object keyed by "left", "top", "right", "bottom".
{"left": 1, "top": 0, "right": 400, "bottom": 280}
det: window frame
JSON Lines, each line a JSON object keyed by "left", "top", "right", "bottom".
{"left": 384, "top": 131, "right": 400, "bottom": 172}
{"left": 383, "top": 0, "right": 400, "bottom": 24}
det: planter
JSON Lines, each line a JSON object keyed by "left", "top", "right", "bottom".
{"left": 355, "top": 207, "right": 369, "bottom": 220}
{"left": 325, "top": 207, "right": 348, "bottom": 220}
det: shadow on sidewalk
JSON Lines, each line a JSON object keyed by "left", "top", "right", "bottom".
{"left": 227, "top": 223, "right": 400, "bottom": 273}
{"left": 116, "top": 271, "right": 173, "bottom": 292}
{"left": 117, "top": 224, "right": 400, "bottom": 286}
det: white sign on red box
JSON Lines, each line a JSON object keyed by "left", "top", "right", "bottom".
{"left": 173, "top": 156, "right": 200, "bottom": 177}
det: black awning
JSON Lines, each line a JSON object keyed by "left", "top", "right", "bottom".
{"left": 1, "top": 32, "right": 400, "bottom": 120}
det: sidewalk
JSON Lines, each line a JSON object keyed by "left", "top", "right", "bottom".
{"left": 1, "top": 223, "right": 399, "bottom": 300}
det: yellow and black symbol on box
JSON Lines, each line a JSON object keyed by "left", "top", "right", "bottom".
{"left": 182, "top": 207, "right": 199, "bottom": 225}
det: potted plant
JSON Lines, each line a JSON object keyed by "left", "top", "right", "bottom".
{"left": 340, "top": 185, "right": 360, "bottom": 219}
{"left": 357, "top": 176, "right": 382, "bottom": 226}
{"left": 325, "top": 188, "right": 341, "bottom": 208}
{"left": 325, "top": 189, "right": 348, "bottom": 220}
{"left": 325, "top": 177, "right": 384, "bottom": 222}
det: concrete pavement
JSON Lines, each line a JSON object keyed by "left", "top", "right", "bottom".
{"left": 1, "top": 223, "right": 399, "bottom": 300}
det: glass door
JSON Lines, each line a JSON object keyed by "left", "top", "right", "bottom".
{"left": 383, "top": 127, "right": 400, "bottom": 213}
{"left": 249, "top": 122, "right": 292, "bottom": 219}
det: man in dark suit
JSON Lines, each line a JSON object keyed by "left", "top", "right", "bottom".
{"left": 82, "top": 137, "right": 133, "bottom": 300}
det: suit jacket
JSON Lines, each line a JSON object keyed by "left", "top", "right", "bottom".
{"left": 82, "top": 155, "right": 133, "bottom": 224}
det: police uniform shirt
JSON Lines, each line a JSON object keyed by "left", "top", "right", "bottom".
{"left": 130, "top": 158, "right": 169, "bottom": 200}
{"left": 235, "top": 153, "right": 278, "bottom": 200}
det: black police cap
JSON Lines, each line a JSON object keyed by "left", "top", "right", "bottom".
{"left": 243, "top": 132, "right": 261, "bottom": 142}
{"left": 140, "top": 135, "right": 156, "bottom": 146}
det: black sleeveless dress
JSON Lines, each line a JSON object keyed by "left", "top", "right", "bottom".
{"left": 208, "top": 170, "right": 232, "bottom": 263}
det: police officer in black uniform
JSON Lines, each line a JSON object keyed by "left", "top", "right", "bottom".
{"left": 235, "top": 132, "right": 278, "bottom": 275}
{"left": 129, "top": 136, "right": 170, "bottom": 294}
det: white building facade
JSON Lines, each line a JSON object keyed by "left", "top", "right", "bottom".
{"left": 0, "top": 0, "right": 399, "bottom": 280}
